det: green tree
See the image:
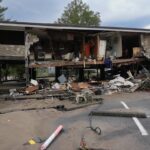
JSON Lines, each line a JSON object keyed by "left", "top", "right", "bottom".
{"left": 0, "top": 0, "right": 7, "bottom": 21}
{"left": 56, "top": 0, "right": 100, "bottom": 26}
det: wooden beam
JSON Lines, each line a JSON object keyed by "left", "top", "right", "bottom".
{"left": 28, "top": 58, "right": 145, "bottom": 68}
{"left": 0, "top": 64, "right": 1, "bottom": 83}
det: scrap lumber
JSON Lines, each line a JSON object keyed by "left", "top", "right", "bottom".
{"left": 90, "top": 109, "right": 147, "bottom": 118}
{"left": 4, "top": 92, "right": 69, "bottom": 100}
{"left": 0, "top": 105, "right": 66, "bottom": 114}
{"left": 25, "top": 85, "right": 39, "bottom": 94}
{"left": 66, "top": 101, "right": 103, "bottom": 111}
{"left": 0, "top": 101, "right": 103, "bottom": 114}
{"left": 5, "top": 94, "right": 45, "bottom": 100}
{"left": 0, "top": 107, "right": 55, "bottom": 114}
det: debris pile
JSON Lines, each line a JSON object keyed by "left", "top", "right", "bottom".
{"left": 139, "top": 78, "right": 150, "bottom": 91}
{"left": 1, "top": 64, "right": 149, "bottom": 102}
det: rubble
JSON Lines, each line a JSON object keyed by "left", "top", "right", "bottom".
{"left": 51, "top": 83, "right": 60, "bottom": 90}
{"left": 142, "top": 51, "right": 150, "bottom": 60}
{"left": 75, "top": 89, "right": 94, "bottom": 103}
{"left": 71, "top": 82, "right": 91, "bottom": 91}
{"left": 1, "top": 64, "right": 150, "bottom": 102}
{"left": 58, "top": 74, "right": 67, "bottom": 84}
{"left": 25, "top": 85, "right": 39, "bottom": 94}
{"left": 139, "top": 78, "right": 150, "bottom": 91}
{"left": 30, "top": 79, "right": 38, "bottom": 86}
{"left": 3, "top": 75, "right": 148, "bottom": 101}
{"left": 25, "top": 79, "right": 39, "bottom": 94}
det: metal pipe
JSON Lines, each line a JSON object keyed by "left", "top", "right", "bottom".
{"left": 41, "top": 125, "right": 63, "bottom": 150}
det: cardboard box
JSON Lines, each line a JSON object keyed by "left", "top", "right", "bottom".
{"left": 133, "top": 47, "right": 141, "bottom": 57}
{"left": 25, "top": 85, "right": 39, "bottom": 94}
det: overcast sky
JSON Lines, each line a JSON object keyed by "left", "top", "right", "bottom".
{"left": 2, "top": 0, "right": 150, "bottom": 28}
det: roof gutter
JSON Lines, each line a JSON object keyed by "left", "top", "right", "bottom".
{"left": 0, "top": 22, "right": 150, "bottom": 33}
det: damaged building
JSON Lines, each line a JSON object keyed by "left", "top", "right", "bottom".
{"left": 0, "top": 21, "right": 150, "bottom": 95}
{"left": 0, "top": 22, "right": 150, "bottom": 150}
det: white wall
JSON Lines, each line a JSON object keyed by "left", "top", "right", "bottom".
{"left": 141, "top": 34, "right": 150, "bottom": 54}
{"left": 111, "top": 32, "right": 122, "bottom": 57}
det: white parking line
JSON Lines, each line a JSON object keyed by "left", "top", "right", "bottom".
{"left": 121, "top": 101, "right": 149, "bottom": 136}
{"left": 121, "top": 101, "right": 129, "bottom": 109}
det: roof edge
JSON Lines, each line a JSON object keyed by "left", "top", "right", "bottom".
{"left": 0, "top": 21, "right": 149, "bottom": 33}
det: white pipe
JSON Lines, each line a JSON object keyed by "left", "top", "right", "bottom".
{"left": 41, "top": 125, "right": 63, "bottom": 150}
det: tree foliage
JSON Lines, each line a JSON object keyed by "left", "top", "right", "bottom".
{"left": 56, "top": 0, "right": 101, "bottom": 26}
{"left": 1, "top": 64, "right": 25, "bottom": 81}
{"left": 0, "top": 0, "right": 7, "bottom": 21}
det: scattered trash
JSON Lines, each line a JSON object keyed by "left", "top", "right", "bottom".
{"left": 75, "top": 89, "right": 94, "bottom": 103}
{"left": 30, "top": 79, "right": 38, "bottom": 86}
{"left": 79, "top": 136, "right": 87, "bottom": 150}
{"left": 139, "top": 78, "right": 150, "bottom": 91}
{"left": 88, "top": 112, "right": 101, "bottom": 135}
{"left": 23, "top": 137, "right": 44, "bottom": 145}
{"left": 73, "top": 57, "right": 79, "bottom": 62}
{"left": 101, "top": 75, "right": 143, "bottom": 94}
{"left": 78, "top": 82, "right": 90, "bottom": 89}
{"left": 9, "top": 89, "right": 17, "bottom": 96}
{"left": 142, "top": 51, "right": 150, "bottom": 60}
{"left": 58, "top": 74, "right": 67, "bottom": 84}
{"left": 2, "top": 63, "right": 150, "bottom": 100}
{"left": 38, "top": 79, "right": 50, "bottom": 89}
{"left": 25, "top": 85, "right": 39, "bottom": 94}
{"left": 26, "top": 139, "right": 36, "bottom": 145}
{"left": 127, "top": 70, "right": 134, "bottom": 80}
{"left": 9, "top": 88, "right": 23, "bottom": 97}
{"left": 41, "top": 125, "right": 63, "bottom": 150}
{"left": 52, "top": 83, "right": 60, "bottom": 90}
{"left": 62, "top": 52, "right": 74, "bottom": 60}
{"left": 76, "top": 93, "right": 87, "bottom": 104}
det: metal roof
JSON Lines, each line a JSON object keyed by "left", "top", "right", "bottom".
{"left": 0, "top": 21, "right": 150, "bottom": 33}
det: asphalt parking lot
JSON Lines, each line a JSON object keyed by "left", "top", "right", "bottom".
{"left": 0, "top": 91, "right": 149, "bottom": 150}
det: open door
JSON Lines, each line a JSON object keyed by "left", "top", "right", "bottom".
{"left": 122, "top": 33, "right": 141, "bottom": 58}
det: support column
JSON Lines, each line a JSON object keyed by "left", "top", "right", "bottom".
{"left": 25, "top": 32, "right": 30, "bottom": 85}
{"left": 0, "top": 64, "right": 2, "bottom": 83}
{"left": 82, "top": 34, "right": 85, "bottom": 60}
{"left": 96, "top": 65, "right": 100, "bottom": 80}
{"left": 100, "top": 64, "right": 105, "bottom": 80}
{"left": 55, "top": 67, "right": 61, "bottom": 81}
{"left": 78, "top": 68, "right": 84, "bottom": 81}
{"left": 29, "top": 68, "right": 36, "bottom": 80}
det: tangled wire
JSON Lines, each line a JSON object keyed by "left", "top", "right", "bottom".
{"left": 88, "top": 112, "right": 101, "bottom": 135}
